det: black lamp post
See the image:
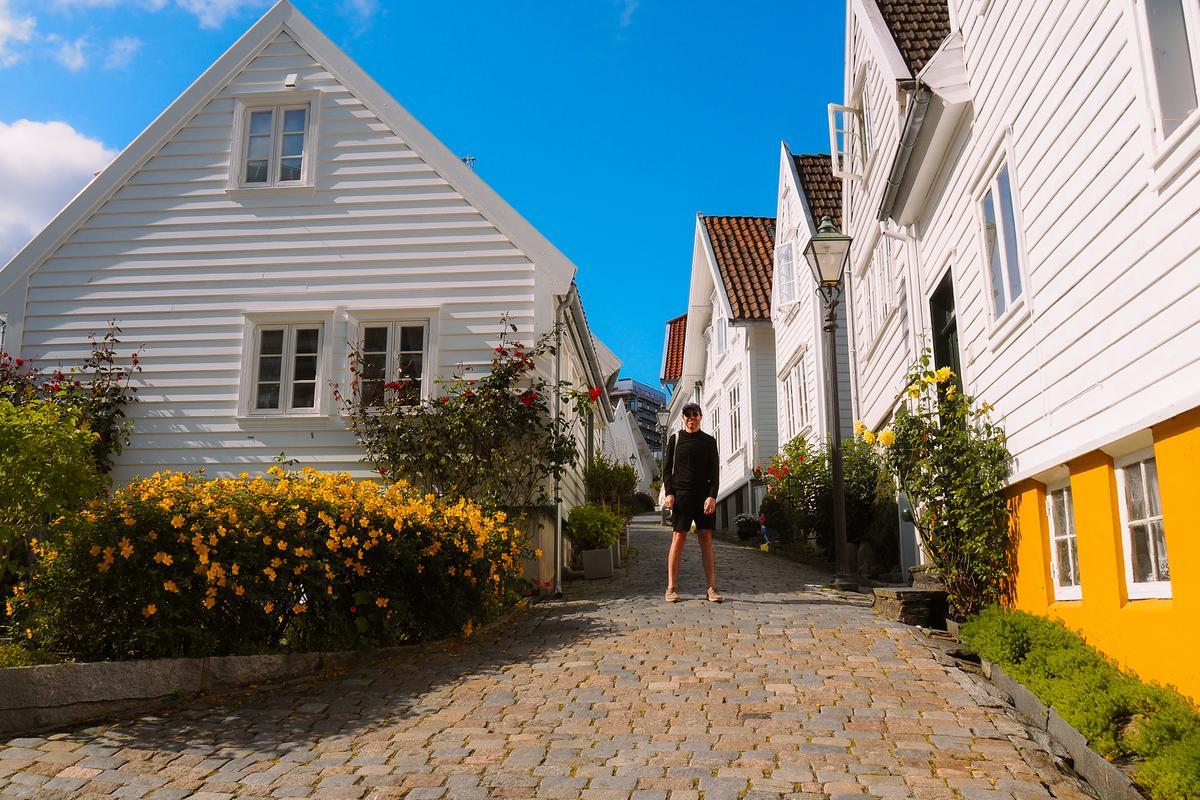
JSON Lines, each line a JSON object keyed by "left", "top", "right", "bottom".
{"left": 655, "top": 404, "right": 671, "bottom": 524}
{"left": 803, "top": 215, "right": 858, "bottom": 592}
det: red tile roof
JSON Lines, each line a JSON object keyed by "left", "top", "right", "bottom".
{"left": 661, "top": 313, "right": 687, "bottom": 384}
{"left": 701, "top": 215, "right": 777, "bottom": 321}
{"left": 874, "top": 0, "right": 951, "bottom": 74}
{"left": 793, "top": 154, "right": 842, "bottom": 229}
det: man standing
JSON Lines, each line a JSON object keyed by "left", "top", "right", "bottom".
{"left": 662, "top": 402, "right": 722, "bottom": 603}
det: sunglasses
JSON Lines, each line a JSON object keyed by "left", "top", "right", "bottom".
{"left": 683, "top": 411, "right": 702, "bottom": 419}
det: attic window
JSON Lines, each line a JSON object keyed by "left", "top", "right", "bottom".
{"left": 230, "top": 93, "right": 318, "bottom": 191}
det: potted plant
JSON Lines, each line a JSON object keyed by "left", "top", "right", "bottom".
{"left": 566, "top": 504, "right": 623, "bottom": 579}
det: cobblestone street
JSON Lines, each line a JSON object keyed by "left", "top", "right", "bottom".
{"left": 0, "top": 517, "right": 1097, "bottom": 800}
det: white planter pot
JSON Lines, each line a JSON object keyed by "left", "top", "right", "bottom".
{"left": 581, "top": 547, "right": 614, "bottom": 579}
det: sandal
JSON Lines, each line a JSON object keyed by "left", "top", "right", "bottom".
{"left": 664, "top": 588, "right": 680, "bottom": 603}
{"left": 706, "top": 587, "right": 724, "bottom": 603}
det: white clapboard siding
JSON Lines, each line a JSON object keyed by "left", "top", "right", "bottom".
{"left": 842, "top": 0, "right": 1200, "bottom": 482}
{"left": 14, "top": 27, "right": 558, "bottom": 485}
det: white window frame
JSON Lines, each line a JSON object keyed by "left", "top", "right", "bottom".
{"left": 1045, "top": 480, "right": 1083, "bottom": 602}
{"left": 970, "top": 140, "right": 1032, "bottom": 346}
{"left": 229, "top": 91, "right": 320, "bottom": 192}
{"left": 777, "top": 241, "right": 797, "bottom": 307}
{"left": 714, "top": 308, "right": 729, "bottom": 356}
{"left": 239, "top": 315, "right": 331, "bottom": 420}
{"left": 711, "top": 404, "right": 721, "bottom": 451}
{"left": 794, "top": 359, "right": 810, "bottom": 431}
{"left": 1128, "top": 0, "right": 1200, "bottom": 184}
{"left": 781, "top": 374, "right": 795, "bottom": 441}
{"left": 1115, "top": 448, "right": 1172, "bottom": 600}
{"left": 728, "top": 384, "right": 742, "bottom": 456}
{"left": 353, "top": 319, "right": 431, "bottom": 408}
{"left": 828, "top": 103, "right": 867, "bottom": 181}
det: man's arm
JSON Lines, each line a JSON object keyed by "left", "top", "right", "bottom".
{"left": 706, "top": 434, "right": 720, "bottom": 511}
{"left": 663, "top": 433, "right": 676, "bottom": 496}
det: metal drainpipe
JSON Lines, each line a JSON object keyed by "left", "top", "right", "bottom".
{"left": 552, "top": 291, "right": 571, "bottom": 598}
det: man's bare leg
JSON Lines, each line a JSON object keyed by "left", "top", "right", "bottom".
{"left": 697, "top": 529, "right": 718, "bottom": 593}
{"left": 667, "top": 531, "right": 687, "bottom": 594}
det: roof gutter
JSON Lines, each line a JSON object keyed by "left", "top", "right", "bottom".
{"left": 563, "top": 283, "right": 614, "bottom": 424}
{"left": 877, "top": 84, "right": 933, "bottom": 222}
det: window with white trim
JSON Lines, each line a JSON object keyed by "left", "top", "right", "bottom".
{"left": 240, "top": 104, "right": 310, "bottom": 186}
{"left": 728, "top": 384, "right": 742, "bottom": 453}
{"left": 979, "top": 163, "right": 1024, "bottom": 318}
{"left": 714, "top": 308, "right": 728, "bottom": 355}
{"left": 1139, "top": 0, "right": 1200, "bottom": 139}
{"left": 794, "top": 360, "right": 810, "bottom": 430}
{"left": 777, "top": 242, "right": 796, "bottom": 306}
{"left": 781, "top": 374, "right": 795, "bottom": 441}
{"left": 711, "top": 405, "right": 721, "bottom": 450}
{"left": 1117, "top": 453, "right": 1171, "bottom": 599}
{"left": 828, "top": 103, "right": 867, "bottom": 180}
{"left": 252, "top": 323, "right": 323, "bottom": 414}
{"left": 1046, "top": 483, "right": 1082, "bottom": 601}
{"left": 357, "top": 322, "right": 428, "bottom": 407}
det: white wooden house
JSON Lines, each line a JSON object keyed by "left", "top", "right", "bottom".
{"left": 769, "top": 145, "right": 852, "bottom": 450}
{"left": 836, "top": 0, "right": 1200, "bottom": 699}
{"left": 662, "top": 215, "right": 778, "bottom": 530}
{"left": 0, "top": 0, "right": 612, "bottom": 583}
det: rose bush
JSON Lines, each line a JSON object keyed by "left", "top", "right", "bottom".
{"left": 8, "top": 467, "right": 525, "bottom": 660}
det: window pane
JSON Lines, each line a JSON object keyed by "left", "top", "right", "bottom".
{"left": 398, "top": 354, "right": 422, "bottom": 380}
{"left": 997, "top": 167, "right": 1023, "bottom": 302}
{"left": 361, "top": 380, "right": 384, "bottom": 407}
{"left": 259, "top": 329, "right": 284, "bottom": 355}
{"left": 1151, "top": 521, "right": 1170, "bottom": 580}
{"left": 283, "top": 108, "right": 307, "bottom": 132}
{"left": 294, "top": 327, "right": 319, "bottom": 354}
{"left": 1144, "top": 458, "right": 1161, "bottom": 516}
{"left": 1130, "top": 523, "right": 1153, "bottom": 583}
{"left": 363, "top": 326, "right": 389, "bottom": 353}
{"left": 245, "top": 159, "right": 268, "bottom": 184}
{"left": 1126, "top": 463, "right": 1147, "bottom": 521}
{"left": 1146, "top": 0, "right": 1199, "bottom": 137}
{"left": 982, "top": 190, "right": 1006, "bottom": 316}
{"left": 361, "top": 352, "right": 386, "bottom": 381}
{"left": 1068, "top": 538, "right": 1081, "bottom": 586}
{"left": 281, "top": 133, "right": 304, "bottom": 157}
{"left": 247, "top": 136, "right": 271, "bottom": 159}
{"left": 1056, "top": 538, "right": 1073, "bottom": 587}
{"left": 1051, "top": 490, "right": 1067, "bottom": 537}
{"left": 293, "top": 354, "right": 317, "bottom": 382}
{"left": 399, "top": 325, "right": 424, "bottom": 352}
{"left": 291, "top": 382, "right": 316, "bottom": 409}
{"left": 257, "top": 355, "right": 282, "bottom": 382}
{"left": 279, "top": 158, "right": 302, "bottom": 182}
{"left": 249, "top": 110, "right": 273, "bottom": 135}
{"left": 256, "top": 383, "right": 280, "bottom": 410}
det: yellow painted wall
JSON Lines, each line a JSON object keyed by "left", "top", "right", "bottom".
{"left": 1009, "top": 407, "right": 1200, "bottom": 701}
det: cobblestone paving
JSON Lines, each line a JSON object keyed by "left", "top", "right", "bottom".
{"left": 0, "top": 517, "right": 1097, "bottom": 800}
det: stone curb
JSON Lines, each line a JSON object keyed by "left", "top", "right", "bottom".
{"left": 0, "top": 646, "right": 408, "bottom": 738}
{"left": 982, "top": 660, "right": 1146, "bottom": 800}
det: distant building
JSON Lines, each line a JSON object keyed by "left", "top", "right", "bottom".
{"left": 610, "top": 378, "right": 666, "bottom": 456}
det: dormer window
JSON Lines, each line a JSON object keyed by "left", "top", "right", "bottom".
{"left": 230, "top": 93, "right": 319, "bottom": 191}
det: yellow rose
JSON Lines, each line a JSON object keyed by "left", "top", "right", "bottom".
{"left": 935, "top": 366, "right": 954, "bottom": 383}
{"left": 163, "top": 580, "right": 179, "bottom": 593}
{"left": 862, "top": 430, "right": 876, "bottom": 445}
{"left": 141, "top": 604, "right": 157, "bottom": 617}
{"left": 878, "top": 429, "right": 896, "bottom": 447}
{"left": 853, "top": 420, "right": 867, "bottom": 438}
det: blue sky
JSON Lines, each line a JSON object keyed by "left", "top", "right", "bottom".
{"left": 0, "top": 0, "right": 845, "bottom": 388}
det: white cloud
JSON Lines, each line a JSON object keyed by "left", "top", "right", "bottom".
{"left": 50, "top": 33, "right": 88, "bottom": 71}
{"left": 0, "top": 120, "right": 116, "bottom": 268}
{"left": 618, "top": 0, "right": 638, "bottom": 28}
{"left": 173, "top": 0, "right": 267, "bottom": 29}
{"left": 0, "top": 0, "right": 35, "bottom": 67}
{"left": 103, "top": 34, "right": 141, "bottom": 68}
{"left": 343, "top": 0, "right": 378, "bottom": 21}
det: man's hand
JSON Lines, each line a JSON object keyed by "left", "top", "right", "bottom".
{"left": 703, "top": 497, "right": 716, "bottom": 515}
{"left": 664, "top": 495, "right": 675, "bottom": 510}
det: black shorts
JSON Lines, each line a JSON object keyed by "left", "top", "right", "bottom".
{"left": 671, "top": 489, "right": 716, "bottom": 532}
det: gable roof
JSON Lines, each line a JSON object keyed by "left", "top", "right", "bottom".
{"left": 661, "top": 312, "right": 687, "bottom": 384}
{"left": 700, "top": 215, "right": 776, "bottom": 321}
{"left": 874, "top": 0, "right": 951, "bottom": 74}
{"left": 793, "top": 154, "right": 842, "bottom": 229}
{"left": 0, "top": 0, "right": 576, "bottom": 300}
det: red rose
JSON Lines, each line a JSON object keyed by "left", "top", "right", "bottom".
{"left": 378, "top": 467, "right": 389, "bottom": 476}
{"left": 350, "top": 605, "right": 358, "bottom": 614}
{"left": 14, "top": 358, "right": 22, "bottom": 367}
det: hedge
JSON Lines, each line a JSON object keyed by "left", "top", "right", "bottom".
{"left": 962, "top": 607, "right": 1200, "bottom": 800}
{"left": 8, "top": 467, "right": 527, "bottom": 660}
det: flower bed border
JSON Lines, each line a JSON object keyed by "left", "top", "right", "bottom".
{"left": 0, "top": 647, "right": 403, "bottom": 737}
{"left": 982, "top": 659, "right": 1147, "bottom": 800}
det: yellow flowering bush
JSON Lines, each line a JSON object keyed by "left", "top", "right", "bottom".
{"left": 8, "top": 467, "right": 525, "bottom": 660}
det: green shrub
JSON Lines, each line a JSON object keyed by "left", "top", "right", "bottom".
{"left": 962, "top": 606, "right": 1200, "bottom": 796}
{"left": 0, "top": 399, "right": 103, "bottom": 590}
{"left": 566, "top": 504, "right": 623, "bottom": 551}
{"left": 585, "top": 454, "right": 638, "bottom": 513}
{"left": 9, "top": 468, "right": 526, "bottom": 660}
{"left": 623, "top": 492, "right": 656, "bottom": 516}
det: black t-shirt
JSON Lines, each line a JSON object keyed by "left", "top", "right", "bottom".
{"left": 663, "top": 429, "right": 719, "bottom": 498}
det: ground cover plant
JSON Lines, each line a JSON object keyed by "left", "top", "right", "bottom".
{"left": 8, "top": 467, "right": 526, "bottom": 661}
{"left": 962, "top": 607, "right": 1200, "bottom": 800}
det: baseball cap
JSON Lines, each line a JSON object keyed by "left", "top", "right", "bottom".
{"left": 682, "top": 402, "right": 702, "bottom": 416}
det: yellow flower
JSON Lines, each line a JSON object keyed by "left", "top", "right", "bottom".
{"left": 119, "top": 537, "right": 134, "bottom": 559}
{"left": 153, "top": 551, "right": 174, "bottom": 566}
{"left": 906, "top": 385, "right": 921, "bottom": 399}
{"left": 935, "top": 366, "right": 954, "bottom": 383}
{"left": 853, "top": 420, "right": 867, "bottom": 437}
{"left": 170, "top": 514, "right": 185, "bottom": 529}
{"left": 141, "top": 604, "right": 157, "bottom": 617}
{"left": 462, "top": 619, "right": 474, "bottom": 637}
{"left": 203, "top": 597, "right": 216, "bottom": 609}
{"left": 946, "top": 384, "right": 958, "bottom": 399}
{"left": 533, "top": 548, "right": 543, "bottom": 559}
{"left": 878, "top": 429, "right": 896, "bottom": 447}
{"left": 292, "top": 602, "right": 307, "bottom": 614}
{"left": 863, "top": 430, "right": 876, "bottom": 445}
{"left": 89, "top": 545, "right": 102, "bottom": 557}
{"left": 263, "top": 601, "right": 274, "bottom": 613}
{"left": 375, "top": 597, "right": 389, "bottom": 608}
{"left": 163, "top": 580, "right": 179, "bottom": 593}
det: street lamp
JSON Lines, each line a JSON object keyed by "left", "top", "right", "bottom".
{"left": 655, "top": 404, "right": 671, "bottom": 524}
{"left": 803, "top": 215, "right": 858, "bottom": 592}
